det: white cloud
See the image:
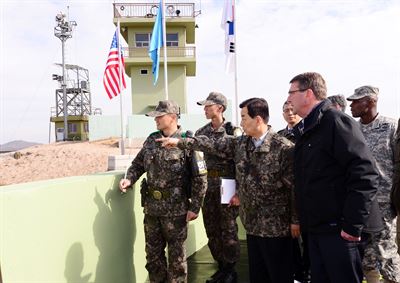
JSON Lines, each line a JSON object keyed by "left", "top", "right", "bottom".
{"left": 1, "top": 0, "right": 400, "bottom": 143}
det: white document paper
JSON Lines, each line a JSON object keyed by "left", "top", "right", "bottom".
{"left": 220, "top": 178, "right": 236, "bottom": 204}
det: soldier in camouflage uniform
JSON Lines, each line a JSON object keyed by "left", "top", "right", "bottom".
{"left": 195, "top": 92, "right": 240, "bottom": 283}
{"left": 348, "top": 86, "right": 400, "bottom": 283}
{"left": 158, "top": 98, "right": 300, "bottom": 283}
{"left": 119, "top": 100, "right": 207, "bottom": 283}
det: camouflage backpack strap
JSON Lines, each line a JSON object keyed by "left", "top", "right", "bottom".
{"left": 181, "top": 130, "right": 207, "bottom": 198}
{"left": 224, "top": 122, "right": 243, "bottom": 137}
{"left": 149, "top": 130, "right": 161, "bottom": 137}
{"left": 224, "top": 122, "right": 234, "bottom": 135}
{"left": 144, "top": 130, "right": 162, "bottom": 147}
{"left": 181, "top": 130, "right": 193, "bottom": 198}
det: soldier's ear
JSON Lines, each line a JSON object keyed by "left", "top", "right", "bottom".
{"left": 369, "top": 97, "right": 378, "bottom": 106}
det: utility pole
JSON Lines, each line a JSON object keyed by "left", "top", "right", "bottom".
{"left": 54, "top": 8, "right": 77, "bottom": 141}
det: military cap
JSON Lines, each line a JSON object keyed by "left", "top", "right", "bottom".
{"left": 146, "top": 100, "right": 180, "bottom": 117}
{"left": 197, "top": 92, "right": 227, "bottom": 110}
{"left": 347, "top": 85, "right": 379, "bottom": 101}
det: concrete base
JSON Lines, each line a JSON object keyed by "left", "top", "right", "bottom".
{"left": 108, "top": 155, "right": 136, "bottom": 171}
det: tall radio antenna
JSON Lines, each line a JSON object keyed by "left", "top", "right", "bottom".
{"left": 54, "top": 9, "right": 77, "bottom": 140}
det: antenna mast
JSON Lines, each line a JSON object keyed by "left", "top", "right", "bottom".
{"left": 54, "top": 9, "right": 77, "bottom": 141}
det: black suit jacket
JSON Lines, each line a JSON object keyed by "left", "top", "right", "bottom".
{"left": 294, "top": 99, "right": 381, "bottom": 237}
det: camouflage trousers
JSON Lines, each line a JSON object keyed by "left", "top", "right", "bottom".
{"left": 363, "top": 202, "right": 400, "bottom": 282}
{"left": 144, "top": 214, "right": 188, "bottom": 283}
{"left": 202, "top": 178, "right": 240, "bottom": 266}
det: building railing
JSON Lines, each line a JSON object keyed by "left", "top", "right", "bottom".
{"left": 122, "top": 46, "right": 195, "bottom": 58}
{"left": 113, "top": 3, "right": 200, "bottom": 18}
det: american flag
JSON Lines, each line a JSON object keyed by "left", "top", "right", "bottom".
{"left": 103, "top": 29, "right": 126, "bottom": 99}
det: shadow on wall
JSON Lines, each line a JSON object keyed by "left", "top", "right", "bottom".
{"left": 63, "top": 180, "right": 138, "bottom": 283}
{"left": 64, "top": 243, "right": 92, "bottom": 283}
{"left": 93, "top": 185, "right": 136, "bottom": 283}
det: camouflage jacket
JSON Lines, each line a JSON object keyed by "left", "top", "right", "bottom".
{"left": 195, "top": 122, "right": 236, "bottom": 188}
{"left": 179, "top": 127, "right": 297, "bottom": 237}
{"left": 359, "top": 115, "right": 397, "bottom": 204}
{"left": 126, "top": 128, "right": 207, "bottom": 217}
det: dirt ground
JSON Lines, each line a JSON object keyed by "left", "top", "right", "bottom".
{"left": 0, "top": 138, "right": 143, "bottom": 186}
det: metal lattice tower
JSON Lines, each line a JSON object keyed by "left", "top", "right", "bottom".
{"left": 52, "top": 64, "right": 92, "bottom": 117}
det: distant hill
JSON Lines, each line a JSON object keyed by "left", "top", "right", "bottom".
{"left": 0, "top": 140, "right": 42, "bottom": 153}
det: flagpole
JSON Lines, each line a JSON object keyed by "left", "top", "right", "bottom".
{"left": 117, "top": 20, "right": 125, "bottom": 155}
{"left": 233, "top": 0, "right": 239, "bottom": 126}
{"left": 161, "top": 0, "right": 169, "bottom": 100}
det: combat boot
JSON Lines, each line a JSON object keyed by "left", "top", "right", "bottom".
{"left": 205, "top": 262, "right": 225, "bottom": 283}
{"left": 222, "top": 270, "right": 237, "bottom": 283}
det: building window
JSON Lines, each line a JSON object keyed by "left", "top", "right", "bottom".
{"left": 136, "top": 33, "right": 178, "bottom": 47}
{"left": 166, "top": 33, "right": 178, "bottom": 47}
{"left": 140, "top": 69, "right": 148, "bottom": 75}
{"left": 135, "top": 33, "right": 151, "bottom": 47}
{"left": 68, "top": 123, "right": 77, "bottom": 133}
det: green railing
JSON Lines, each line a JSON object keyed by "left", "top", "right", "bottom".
{"left": 123, "top": 47, "right": 196, "bottom": 58}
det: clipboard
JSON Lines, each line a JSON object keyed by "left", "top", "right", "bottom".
{"left": 220, "top": 178, "right": 236, "bottom": 204}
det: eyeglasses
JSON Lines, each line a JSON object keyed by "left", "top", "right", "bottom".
{"left": 288, "top": 89, "right": 308, "bottom": 95}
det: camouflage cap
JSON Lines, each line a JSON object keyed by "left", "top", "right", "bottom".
{"left": 347, "top": 85, "right": 379, "bottom": 101}
{"left": 197, "top": 92, "right": 227, "bottom": 110}
{"left": 145, "top": 100, "right": 180, "bottom": 117}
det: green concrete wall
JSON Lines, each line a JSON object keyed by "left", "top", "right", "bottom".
{"left": 0, "top": 172, "right": 208, "bottom": 283}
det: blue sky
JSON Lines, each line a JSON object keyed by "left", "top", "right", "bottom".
{"left": 1, "top": 0, "right": 400, "bottom": 144}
